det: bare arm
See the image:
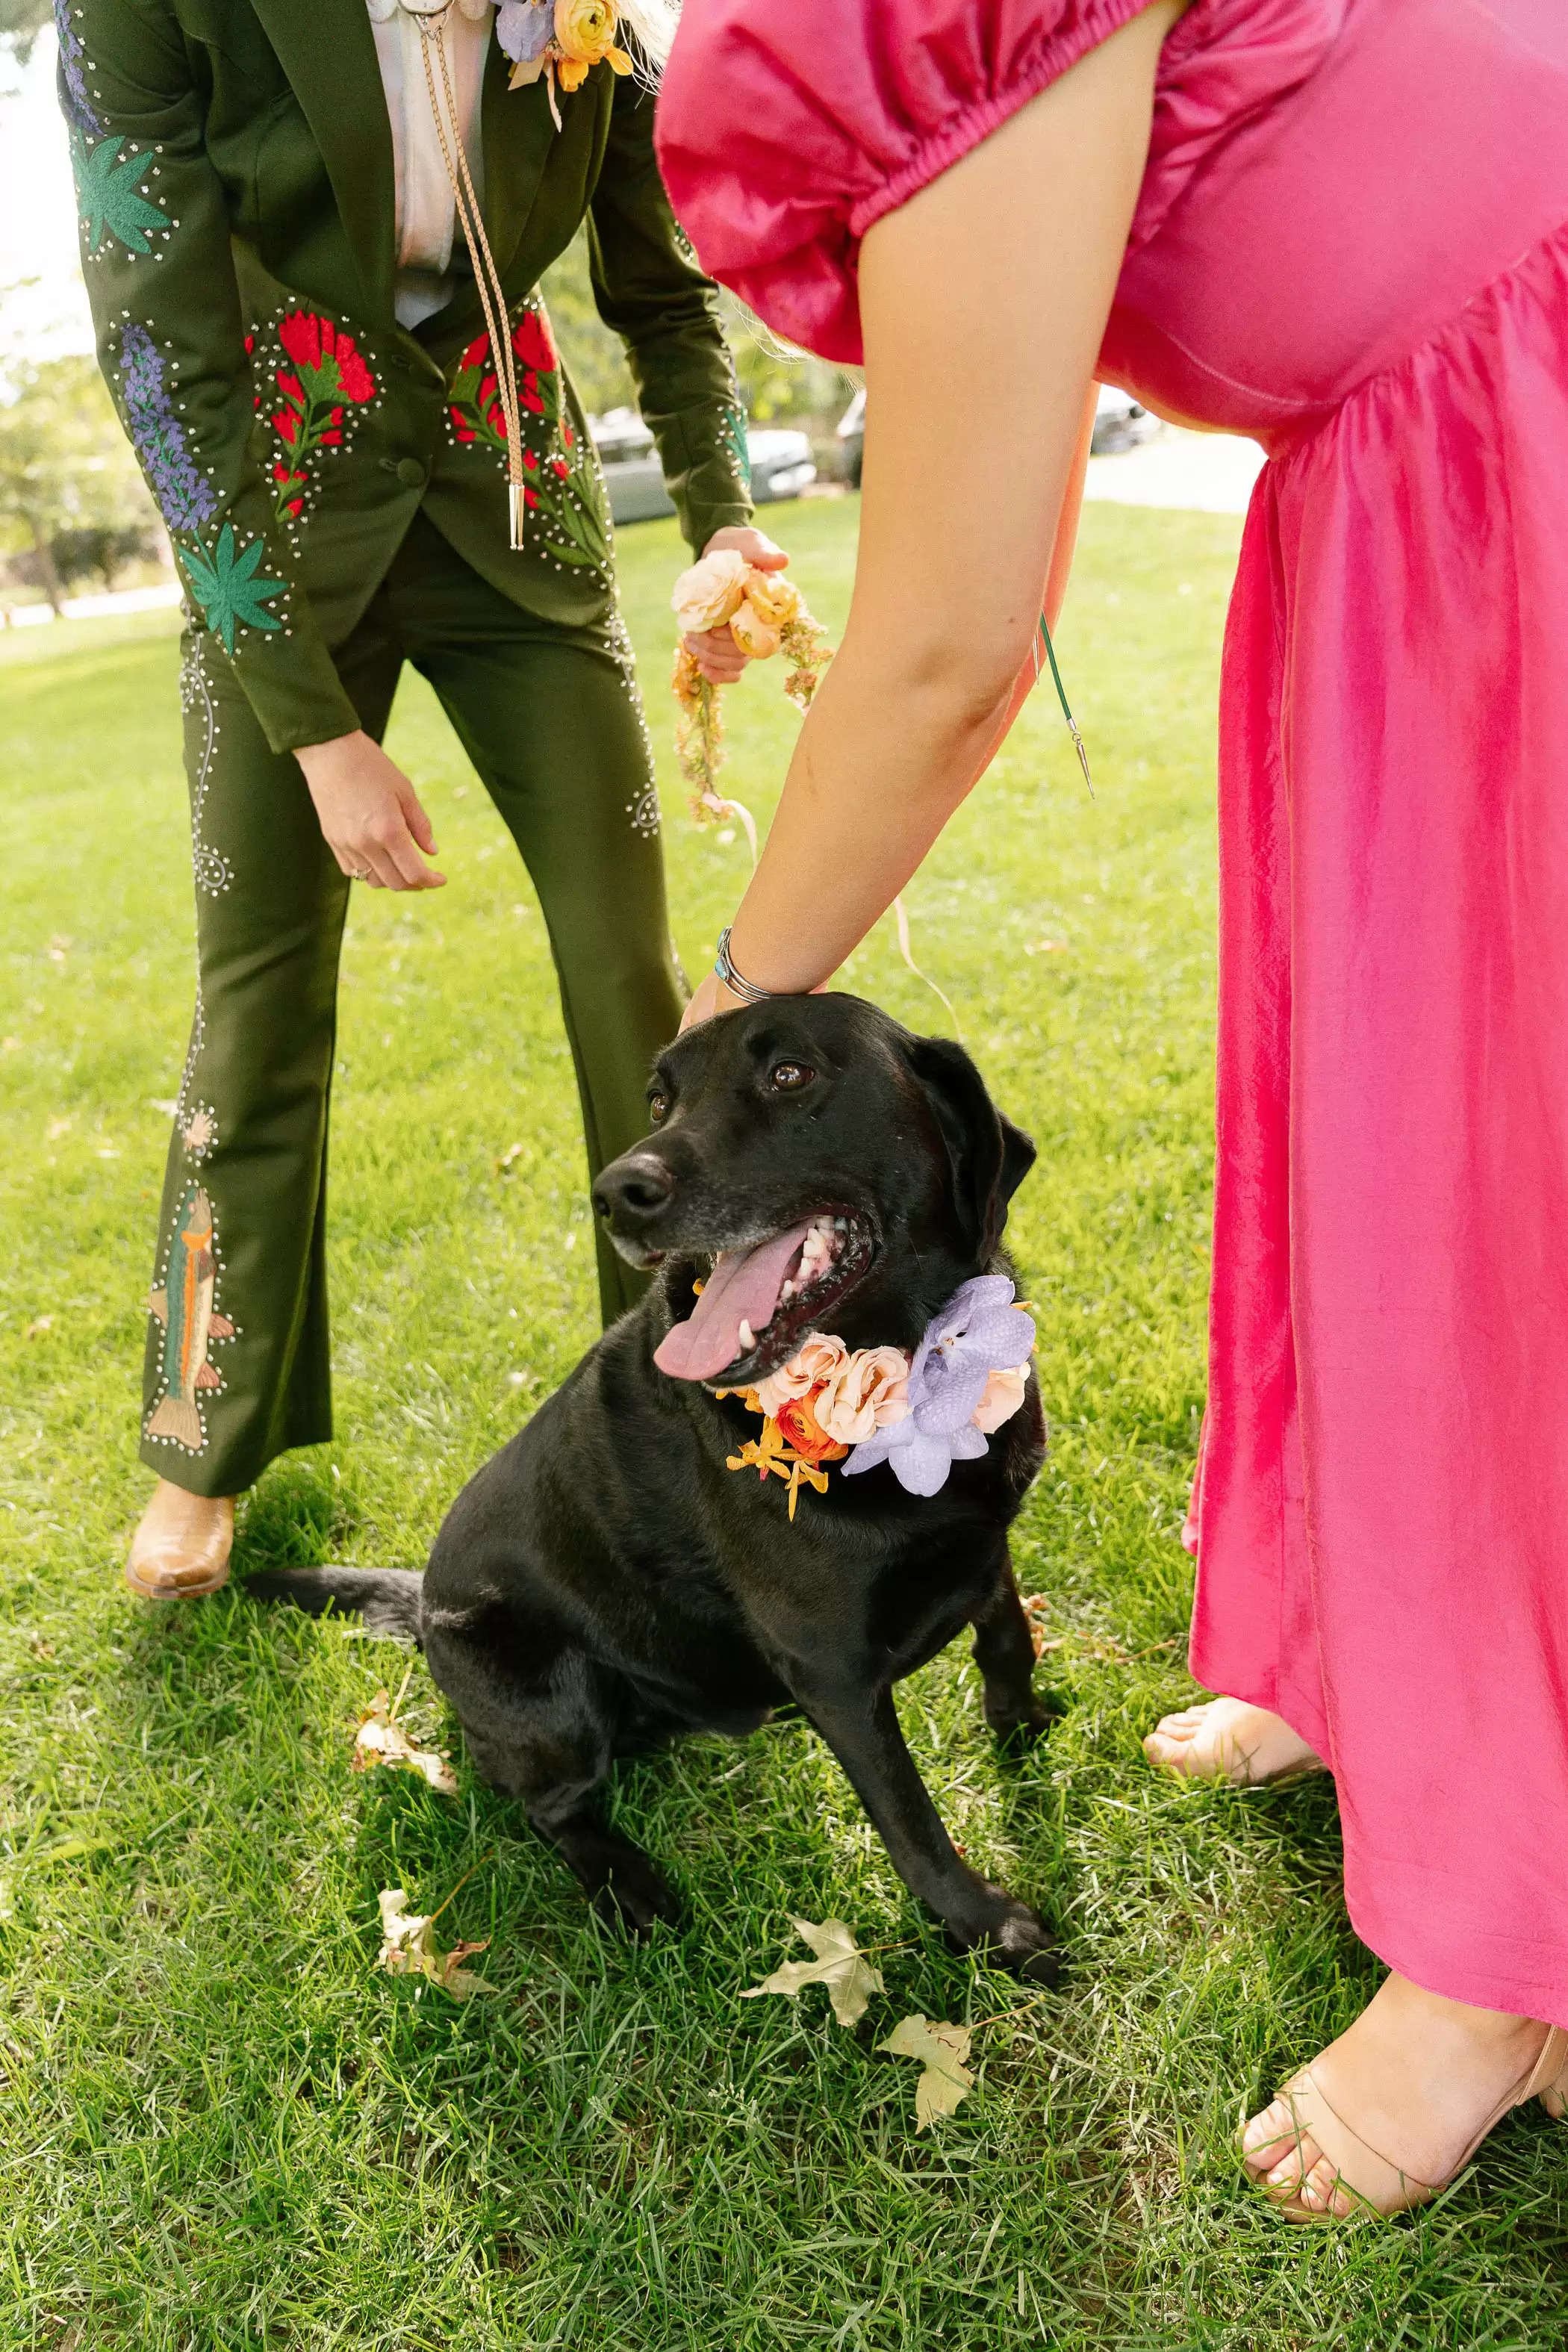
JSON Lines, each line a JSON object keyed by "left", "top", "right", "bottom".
{"left": 684, "top": 2, "right": 1178, "bottom": 1018}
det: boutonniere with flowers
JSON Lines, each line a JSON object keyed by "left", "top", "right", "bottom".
{"left": 718, "top": 1278, "right": 1036, "bottom": 1521}
{"left": 671, "top": 547, "right": 834, "bottom": 841}
{"left": 496, "top": 0, "right": 631, "bottom": 125}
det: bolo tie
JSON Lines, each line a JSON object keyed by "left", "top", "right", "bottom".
{"left": 397, "top": 0, "right": 529, "bottom": 549}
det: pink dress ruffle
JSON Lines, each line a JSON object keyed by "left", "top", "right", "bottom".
{"left": 662, "top": 0, "right": 1568, "bottom": 2024}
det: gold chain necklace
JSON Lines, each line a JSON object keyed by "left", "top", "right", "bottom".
{"left": 402, "top": 0, "right": 527, "bottom": 549}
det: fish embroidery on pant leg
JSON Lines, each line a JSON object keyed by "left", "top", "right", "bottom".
{"left": 145, "top": 1182, "right": 235, "bottom": 1451}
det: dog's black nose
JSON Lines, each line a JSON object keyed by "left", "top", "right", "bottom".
{"left": 593, "top": 1151, "right": 676, "bottom": 1227}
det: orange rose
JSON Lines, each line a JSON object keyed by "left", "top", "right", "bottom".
{"left": 774, "top": 1385, "right": 850, "bottom": 1466}
{"left": 729, "top": 597, "right": 782, "bottom": 659}
{"left": 741, "top": 568, "right": 800, "bottom": 629}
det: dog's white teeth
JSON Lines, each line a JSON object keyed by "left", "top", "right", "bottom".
{"left": 833, "top": 1216, "right": 847, "bottom": 1232}
{"left": 738, "top": 1318, "right": 756, "bottom": 1351}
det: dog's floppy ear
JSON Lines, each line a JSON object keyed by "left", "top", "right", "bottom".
{"left": 901, "top": 1035, "right": 1036, "bottom": 1259}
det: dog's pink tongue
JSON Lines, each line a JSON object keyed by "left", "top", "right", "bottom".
{"left": 653, "top": 1220, "right": 813, "bottom": 1382}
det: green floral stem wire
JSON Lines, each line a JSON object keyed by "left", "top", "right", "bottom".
{"left": 1036, "top": 610, "right": 1094, "bottom": 797}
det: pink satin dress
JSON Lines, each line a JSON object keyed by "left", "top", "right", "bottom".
{"left": 660, "top": 0, "right": 1568, "bottom": 2026}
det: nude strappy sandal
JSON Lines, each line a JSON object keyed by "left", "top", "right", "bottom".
{"left": 1250, "top": 2024, "right": 1568, "bottom": 2220}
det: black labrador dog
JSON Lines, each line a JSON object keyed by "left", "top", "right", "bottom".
{"left": 253, "top": 995, "right": 1060, "bottom": 1979}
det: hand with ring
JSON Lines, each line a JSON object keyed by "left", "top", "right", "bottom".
{"left": 296, "top": 730, "right": 447, "bottom": 891}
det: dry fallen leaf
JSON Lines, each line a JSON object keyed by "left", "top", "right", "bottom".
{"left": 376, "top": 1887, "right": 496, "bottom": 2000}
{"left": 878, "top": 2014, "right": 975, "bottom": 2129}
{"left": 497, "top": 1142, "right": 526, "bottom": 1176}
{"left": 741, "top": 1917, "right": 883, "bottom": 2028}
{"left": 25, "top": 1316, "right": 53, "bottom": 1340}
{"left": 353, "top": 1688, "right": 458, "bottom": 1796}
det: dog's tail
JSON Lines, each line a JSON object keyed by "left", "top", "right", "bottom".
{"left": 246, "top": 1566, "right": 425, "bottom": 1644}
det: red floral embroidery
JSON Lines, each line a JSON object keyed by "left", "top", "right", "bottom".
{"left": 444, "top": 304, "right": 606, "bottom": 571}
{"left": 449, "top": 311, "right": 566, "bottom": 446}
{"left": 263, "top": 311, "right": 377, "bottom": 523}
{"left": 278, "top": 311, "right": 375, "bottom": 402}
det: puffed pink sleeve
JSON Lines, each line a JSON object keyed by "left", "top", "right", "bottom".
{"left": 656, "top": 0, "right": 1154, "bottom": 363}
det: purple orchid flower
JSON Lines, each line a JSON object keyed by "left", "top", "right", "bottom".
{"left": 842, "top": 1276, "right": 1035, "bottom": 1498}
{"left": 495, "top": 0, "right": 556, "bottom": 64}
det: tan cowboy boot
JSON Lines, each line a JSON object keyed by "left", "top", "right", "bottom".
{"left": 125, "top": 1479, "right": 235, "bottom": 1599}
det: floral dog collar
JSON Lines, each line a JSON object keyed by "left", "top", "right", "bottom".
{"left": 721, "top": 1276, "right": 1036, "bottom": 1519}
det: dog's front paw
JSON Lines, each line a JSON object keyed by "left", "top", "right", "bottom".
{"left": 986, "top": 1690, "right": 1064, "bottom": 1750}
{"left": 945, "top": 1893, "right": 1061, "bottom": 1985}
{"left": 592, "top": 1850, "right": 683, "bottom": 1940}
{"left": 989, "top": 1903, "right": 1061, "bottom": 1985}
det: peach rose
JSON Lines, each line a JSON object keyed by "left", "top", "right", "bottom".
{"left": 672, "top": 547, "right": 747, "bottom": 635}
{"left": 815, "top": 1345, "right": 911, "bottom": 1446}
{"left": 971, "top": 1364, "right": 1029, "bottom": 1434}
{"left": 755, "top": 1331, "right": 847, "bottom": 1418}
{"left": 729, "top": 597, "right": 782, "bottom": 659}
{"left": 741, "top": 568, "right": 800, "bottom": 629}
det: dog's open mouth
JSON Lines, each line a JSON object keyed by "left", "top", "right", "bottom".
{"left": 653, "top": 1210, "right": 877, "bottom": 1387}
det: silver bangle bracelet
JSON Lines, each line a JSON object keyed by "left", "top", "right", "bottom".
{"left": 715, "top": 927, "right": 776, "bottom": 1005}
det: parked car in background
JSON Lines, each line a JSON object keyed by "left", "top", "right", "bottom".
{"left": 833, "top": 381, "right": 1158, "bottom": 490}
{"left": 1089, "top": 382, "right": 1160, "bottom": 453}
{"left": 746, "top": 428, "right": 816, "bottom": 503}
{"left": 836, "top": 388, "right": 865, "bottom": 488}
{"left": 590, "top": 407, "right": 673, "bottom": 526}
{"left": 591, "top": 409, "right": 816, "bottom": 526}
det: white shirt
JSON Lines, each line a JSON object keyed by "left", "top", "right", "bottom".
{"left": 367, "top": 0, "right": 494, "bottom": 329}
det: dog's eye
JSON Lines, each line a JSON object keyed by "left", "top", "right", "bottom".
{"left": 648, "top": 1092, "right": 669, "bottom": 1124}
{"left": 770, "top": 1062, "right": 814, "bottom": 1092}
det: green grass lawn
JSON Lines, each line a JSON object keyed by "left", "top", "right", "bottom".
{"left": 3, "top": 495, "right": 1565, "bottom": 2350}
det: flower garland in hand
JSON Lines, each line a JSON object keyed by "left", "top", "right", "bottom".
{"left": 671, "top": 547, "right": 834, "bottom": 834}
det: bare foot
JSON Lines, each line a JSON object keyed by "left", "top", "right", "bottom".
{"left": 1241, "top": 1972, "right": 1565, "bottom": 2218}
{"left": 125, "top": 1481, "right": 235, "bottom": 1599}
{"left": 1143, "top": 1696, "right": 1325, "bottom": 1785}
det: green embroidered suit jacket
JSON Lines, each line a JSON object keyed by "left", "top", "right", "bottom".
{"left": 59, "top": 0, "right": 753, "bottom": 751}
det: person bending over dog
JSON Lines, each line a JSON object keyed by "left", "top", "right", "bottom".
{"left": 59, "top": 0, "right": 780, "bottom": 1599}
{"left": 657, "top": 0, "right": 1568, "bottom": 2225}
{"left": 254, "top": 996, "right": 1062, "bottom": 1980}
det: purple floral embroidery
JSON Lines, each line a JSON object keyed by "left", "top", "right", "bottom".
{"left": 842, "top": 1276, "right": 1036, "bottom": 1498}
{"left": 121, "top": 323, "right": 217, "bottom": 534}
{"left": 55, "top": 0, "right": 101, "bottom": 139}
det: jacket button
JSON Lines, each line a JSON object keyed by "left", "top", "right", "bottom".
{"left": 395, "top": 457, "right": 427, "bottom": 489}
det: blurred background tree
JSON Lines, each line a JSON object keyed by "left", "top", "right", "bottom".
{"left": 0, "top": 0, "right": 52, "bottom": 60}
{"left": 0, "top": 348, "right": 161, "bottom": 612}
{"left": 543, "top": 227, "right": 857, "bottom": 433}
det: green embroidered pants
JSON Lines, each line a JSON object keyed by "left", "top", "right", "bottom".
{"left": 143, "top": 511, "right": 682, "bottom": 1498}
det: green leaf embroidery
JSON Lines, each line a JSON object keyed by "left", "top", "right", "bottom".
{"left": 71, "top": 131, "right": 170, "bottom": 258}
{"left": 178, "top": 523, "right": 284, "bottom": 656}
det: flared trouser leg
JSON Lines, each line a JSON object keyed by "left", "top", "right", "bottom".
{"left": 142, "top": 514, "right": 682, "bottom": 1496}
{"left": 390, "top": 513, "right": 684, "bottom": 1325}
{"left": 140, "top": 623, "right": 401, "bottom": 1496}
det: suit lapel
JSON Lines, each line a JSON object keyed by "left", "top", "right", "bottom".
{"left": 248, "top": 0, "right": 397, "bottom": 322}
{"left": 477, "top": 34, "right": 557, "bottom": 296}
